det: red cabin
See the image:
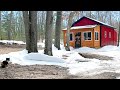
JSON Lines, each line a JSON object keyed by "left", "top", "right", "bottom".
{"left": 62, "top": 16, "right": 118, "bottom": 48}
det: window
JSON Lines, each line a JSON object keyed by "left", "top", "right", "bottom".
{"left": 109, "top": 32, "right": 111, "bottom": 38}
{"left": 104, "top": 31, "right": 107, "bottom": 38}
{"left": 70, "top": 33, "right": 73, "bottom": 41}
{"left": 95, "top": 32, "right": 99, "bottom": 40}
{"left": 84, "top": 32, "right": 92, "bottom": 40}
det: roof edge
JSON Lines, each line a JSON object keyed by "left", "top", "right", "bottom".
{"left": 71, "top": 16, "right": 115, "bottom": 29}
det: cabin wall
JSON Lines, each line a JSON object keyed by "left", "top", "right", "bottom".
{"left": 62, "top": 28, "right": 95, "bottom": 48}
{"left": 101, "top": 25, "right": 116, "bottom": 47}
{"left": 93, "top": 25, "right": 100, "bottom": 48}
{"left": 113, "top": 30, "right": 118, "bottom": 46}
{"left": 80, "top": 28, "right": 94, "bottom": 47}
{"left": 62, "top": 30, "right": 75, "bottom": 48}
{"left": 63, "top": 31, "right": 66, "bottom": 47}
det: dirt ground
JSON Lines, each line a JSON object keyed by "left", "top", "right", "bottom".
{"left": 0, "top": 63, "right": 78, "bottom": 79}
{"left": 0, "top": 45, "right": 120, "bottom": 79}
{"left": 0, "top": 45, "right": 77, "bottom": 79}
{"left": 0, "top": 63, "right": 119, "bottom": 79}
{"left": 79, "top": 53, "right": 113, "bottom": 60}
{"left": 0, "top": 45, "right": 25, "bottom": 54}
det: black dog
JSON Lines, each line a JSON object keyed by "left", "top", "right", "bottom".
{"left": 1, "top": 58, "right": 10, "bottom": 68}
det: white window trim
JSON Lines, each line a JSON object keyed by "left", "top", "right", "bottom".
{"left": 109, "top": 32, "right": 111, "bottom": 38}
{"left": 104, "top": 31, "right": 107, "bottom": 38}
{"left": 95, "top": 31, "right": 99, "bottom": 41}
{"left": 83, "top": 31, "right": 92, "bottom": 41}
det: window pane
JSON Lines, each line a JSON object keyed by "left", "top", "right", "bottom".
{"left": 97, "top": 33, "right": 98, "bottom": 40}
{"left": 84, "top": 33, "right": 87, "bottom": 40}
{"left": 88, "top": 32, "right": 91, "bottom": 40}
{"left": 95, "top": 32, "right": 98, "bottom": 40}
{"left": 84, "top": 32, "right": 91, "bottom": 40}
{"left": 70, "top": 34, "right": 72, "bottom": 41}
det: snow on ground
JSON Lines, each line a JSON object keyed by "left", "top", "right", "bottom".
{"left": 73, "top": 45, "right": 120, "bottom": 60}
{"left": 1, "top": 40, "right": 120, "bottom": 78}
{"left": 0, "top": 40, "right": 25, "bottom": 45}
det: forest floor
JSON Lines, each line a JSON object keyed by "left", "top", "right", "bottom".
{"left": 0, "top": 45, "right": 120, "bottom": 79}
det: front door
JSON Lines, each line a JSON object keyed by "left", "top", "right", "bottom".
{"left": 75, "top": 32, "right": 81, "bottom": 48}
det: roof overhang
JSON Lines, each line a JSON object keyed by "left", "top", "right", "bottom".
{"left": 62, "top": 25, "right": 97, "bottom": 31}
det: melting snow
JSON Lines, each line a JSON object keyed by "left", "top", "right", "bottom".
{"left": 0, "top": 40, "right": 120, "bottom": 77}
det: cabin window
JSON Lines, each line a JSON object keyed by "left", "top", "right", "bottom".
{"left": 104, "top": 31, "right": 107, "bottom": 38}
{"left": 84, "top": 32, "right": 92, "bottom": 40}
{"left": 109, "top": 32, "right": 111, "bottom": 38}
{"left": 70, "top": 33, "right": 73, "bottom": 41}
{"left": 95, "top": 32, "right": 99, "bottom": 40}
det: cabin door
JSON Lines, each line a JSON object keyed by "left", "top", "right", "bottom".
{"left": 75, "top": 32, "right": 81, "bottom": 48}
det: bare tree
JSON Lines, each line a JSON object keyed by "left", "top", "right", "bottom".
{"left": 0, "top": 11, "right": 1, "bottom": 40}
{"left": 54, "top": 11, "right": 62, "bottom": 50}
{"left": 65, "top": 11, "right": 78, "bottom": 51}
{"left": 109, "top": 11, "right": 112, "bottom": 25}
{"left": 118, "top": 11, "right": 120, "bottom": 46}
{"left": 44, "top": 11, "right": 53, "bottom": 56}
{"left": 37, "top": 11, "right": 46, "bottom": 42}
{"left": 23, "top": 11, "right": 38, "bottom": 53}
{"left": 7, "top": 11, "right": 13, "bottom": 40}
{"left": 23, "top": 11, "right": 30, "bottom": 51}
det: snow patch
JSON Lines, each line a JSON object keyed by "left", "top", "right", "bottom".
{"left": 23, "top": 53, "right": 65, "bottom": 63}
{"left": 0, "top": 40, "right": 25, "bottom": 45}
{"left": 1, "top": 40, "right": 120, "bottom": 77}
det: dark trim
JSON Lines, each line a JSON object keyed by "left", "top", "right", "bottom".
{"left": 100, "top": 25, "right": 101, "bottom": 47}
{"left": 118, "top": 30, "right": 119, "bottom": 46}
{"left": 71, "top": 16, "right": 115, "bottom": 29}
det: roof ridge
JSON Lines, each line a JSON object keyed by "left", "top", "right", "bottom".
{"left": 72, "top": 16, "right": 115, "bottom": 29}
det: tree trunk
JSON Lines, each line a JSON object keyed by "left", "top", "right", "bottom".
{"left": 44, "top": 11, "right": 53, "bottom": 56}
{"left": 29, "top": 11, "right": 38, "bottom": 52}
{"left": 65, "top": 11, "right": 77, "bottom": 51}
{"left": 54, "top": 11, "right": 62, "bottom": 50}
{"left": 7, "top": 11, "right": 13, "bottom": 40}
{"left": 109, "top": 12, "right": 112, "bottom": 25}
{"left": 37, "top": 12, "right": 41, "bottom": 41}
{"left": 41, "top": 11, "right": 45, "bottom": 43}
{"left": 0, "top": 11, "right": 2, "bottom": 40}
{"left": 23, "top": 11, "right": 38, "bottom": 53}
{"left": 23, "top": 11, "right": 31, "bottom": 51}
{"left": 89, "top": 11, "right": 92, "bottom": 18}
{"left": 118, "top": 21, "right": 120, "bottom": 46}
{"left": 20, "top": 11, "right": 25, "bottom": 41}
{"left": 118, "top": 11, "right": 120, "bottom": 46}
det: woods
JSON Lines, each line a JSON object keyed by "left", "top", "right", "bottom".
{"left": 0, "top": 11, "right": 120, "bottom": 53}
{"left": 0, "top": 11, "right": 120, "bottom": 79}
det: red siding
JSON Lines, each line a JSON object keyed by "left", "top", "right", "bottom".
{"left": 101, "top": 25, "right": 117, "bottom": 47}
{"left": 73, "top": 18, "right": 97, "bottom": 26}
{"left": 113, "top": 30, "right": 118, "bottom": 46}
{"left": 72, "top": 17, "right": 118, "bottom": 47}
